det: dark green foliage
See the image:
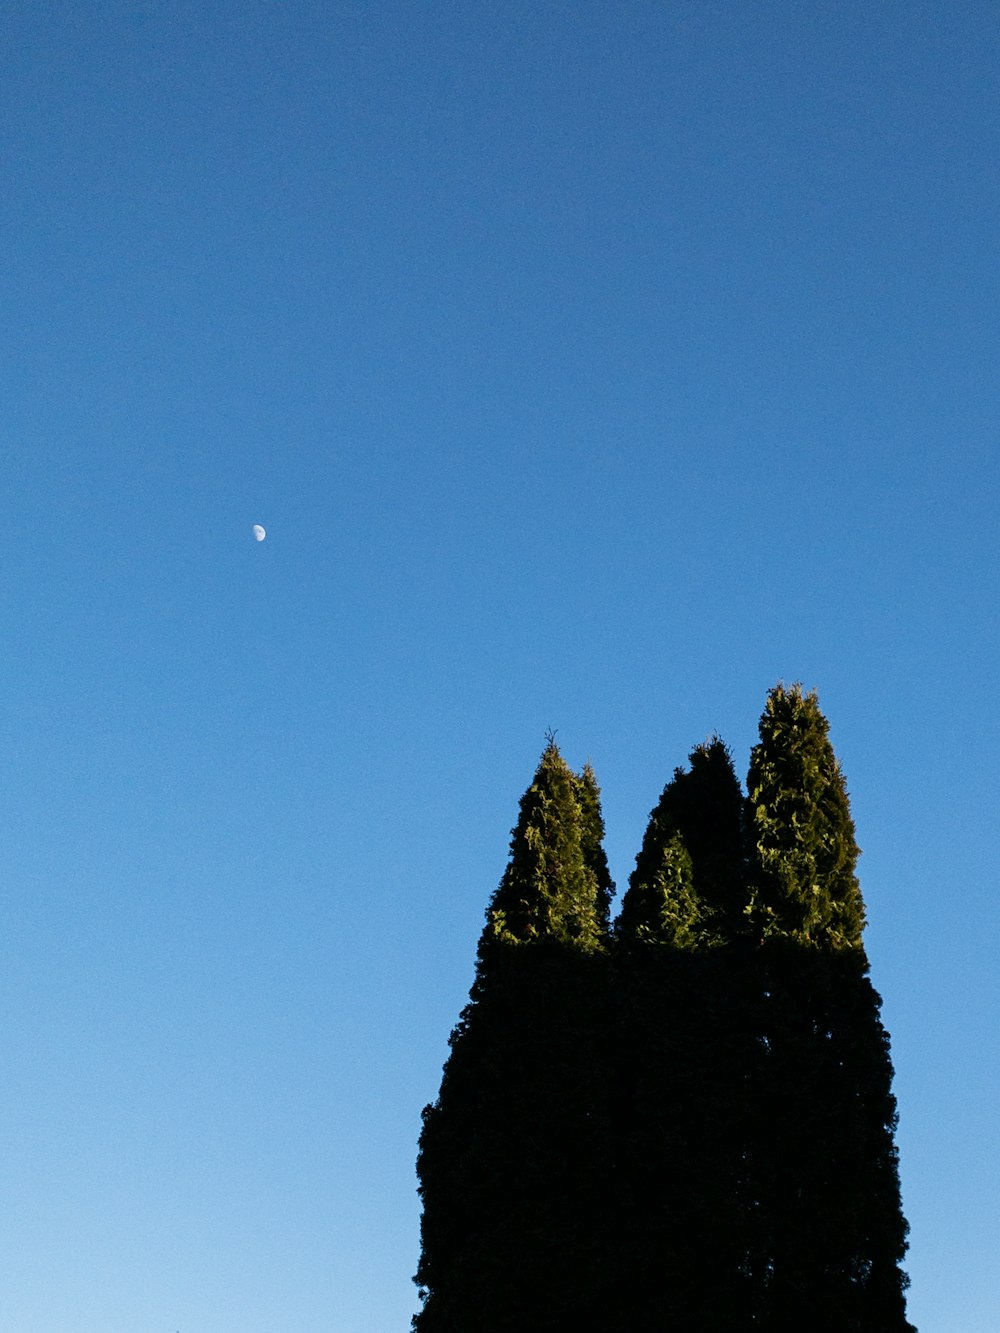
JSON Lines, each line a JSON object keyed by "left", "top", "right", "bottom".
{"left": 748, "top": 943, "right": 914, "bottom": 1331}
{"left": 616, "top": 825, "right": 700, "bottom": 947}
{"left": 574, "top": 763, "right": 616, "bottom": 933}
{"left": 746, "top": 684, "right": 914, "bottom": 1330}
{"left": 617, "top": 737, "right": 745, "bottom": 948}
{"left": 484, "top": 741, "right": 603, "bottom": 955}
{"left": 746, "top": 683, "right": 865, "bottom": 949}
{"left": 414, "top": 949, "right": 611, "bottom": 1332}
{"left": 414, "top": 743, "right": 612, "bottom": 1333}
{"left": 614, "top": 739, "right": 757, "bottom": 1330}
{"left": 415, "top": 691, "right": 913, "bottom": 1331}
{"left": 611, "top": 942, "right": 760, "bottom": 1330}
{"left": 650, "top": 737, "right": 746, "bottom": 939}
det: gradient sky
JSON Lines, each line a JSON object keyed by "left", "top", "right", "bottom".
{"left": 3, "top": 3, "right": 998, "bottom": 1329}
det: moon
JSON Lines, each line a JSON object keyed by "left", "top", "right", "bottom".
{"left": 252, "top": 524, "right": 266, "bottom": 542}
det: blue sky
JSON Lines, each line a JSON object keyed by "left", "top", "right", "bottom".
{"left": 3, "top": 2, "right": 998, "bottom": 1328}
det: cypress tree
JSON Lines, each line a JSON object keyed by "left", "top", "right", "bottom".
{"left": 574, "top": 762, "right": 616, "bottom": 935}
{"left": 414, "top": 742, "right": 611, "bottom": 1333}
{"left": 747, "top": 684, "right": 865, "bottom": 951}
{"left": 614, "top": 739, "right": 755, "bottom": 1330}
{"left": 618, "top": 737, "right": 746, "bottom": 949}
{"left": 746, "top": 684, "right": 914, "bottom": 1331}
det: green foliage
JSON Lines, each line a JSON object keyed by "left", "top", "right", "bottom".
{"left": 745, "top": 685, "right": 914, "bottom": 1330}
{"left": 617, "top": 828, "right": 702, "bottom": 947}
{"left": 618, "top": 737, "right": 744, "bottom": 948}
{"left": 415, "top": 692, "right": 914, "bottom": 1331}
{"left": 414, "top": 741, "right": 613, "bottom": 1332}
{"left": 484, "top": 741, "right": 604, "bottom": 954}
{"left": 746, "top": 683, "right": 865, "bottom": 949}
{"left": 614, "top": 737, "right": 757, "bottom": 1328}
{"left": 574, "top": 763, "right": 616, "bottom": 932}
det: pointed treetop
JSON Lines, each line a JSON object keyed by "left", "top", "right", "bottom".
{"left": 618, "top": 735, "right": 744, "bottom": 949}
{"left": 616, "top": 826, "right": 702, "bottom": 949}
{"left": 483, "top": 740, "right": 605, "bottom": 954}
{"left": 663, "top": 737, "right": 746, "bottom": 937}
{"left": 574, "top": 762, "right": 616, "bottom": 931}
{"left": 746, "top": 683, "right": 866, "bottom": 950}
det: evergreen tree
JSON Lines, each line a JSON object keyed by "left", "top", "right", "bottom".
{"left": 747, "top": 684, "right": 865, "bottom": 950}
{"left": 574, "top": 762, "right": 616, "bottom": 934}
{"left": 614, "top": 739, "right": 755, "bottom": 1330}
{"left": 415, "top": 698, "right": 914, "bottom": 1331}
{"left": 618, "top": 737, "right": 745, "bottom": 948}
{"left": 414, "top": 742, "right": 611, "bottom": 1333}
{"left": 746, "top": 684, "right": 914, "bottom": 1331}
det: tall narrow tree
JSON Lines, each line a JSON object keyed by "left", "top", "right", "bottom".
{"left": 574, "top": 762, "right": 616, "bottom": 934}
{"left": 414, "top": 742, "right": 611, "bottom": 1333}
{"left": 619, "top": 737, "right": 746, "bottom": 948}
{"left": 614, "top": 739, "right": 755, "bottom": 1329}
{"left": 746, "top": 684, "right": 914, "bottom": 1331}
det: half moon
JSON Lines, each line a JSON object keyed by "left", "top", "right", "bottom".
{"left": 252, "top": 524, "right": 266, "bottom": 542}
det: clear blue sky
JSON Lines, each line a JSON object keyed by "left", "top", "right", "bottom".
{"left": 3, "top": 2, "right": 997, "bottom": 1329}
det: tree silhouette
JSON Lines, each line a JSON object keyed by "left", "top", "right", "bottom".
{"left": 414, "top": 742, "right": 612, "bottom": 1332}
{"left": 745, "top": 684, "right": 914, "bottom": 1330}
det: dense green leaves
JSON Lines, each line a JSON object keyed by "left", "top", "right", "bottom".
{"left": 745, "top": 684, "right": 913, "bottom": 1329}
{"left": 616, "top": 826, "right": 700, "bottom": 946}
{"left": 414, "top": 689, "right": 913, "bottom": 1330}
{"left": 574, "top": 762, "right": 615, "bottom": 933}
{"left": 615, "top": 739, "right": 757, "bottom": 1328}
{"left": 414, "top": 742, "right": 612, "bottom": 1332}
{"left": 747, "top": 683, "right": 865, "bottom": 949}
{"left": 618, "top": 737, "right": 745, "bottom": 948}
{"left": 484, "top": 741, "right": 604, "bottom": 954}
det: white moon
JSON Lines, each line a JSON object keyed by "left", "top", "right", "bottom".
{"left": 252, "top": 524, "right": 266, "bottom": 542}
